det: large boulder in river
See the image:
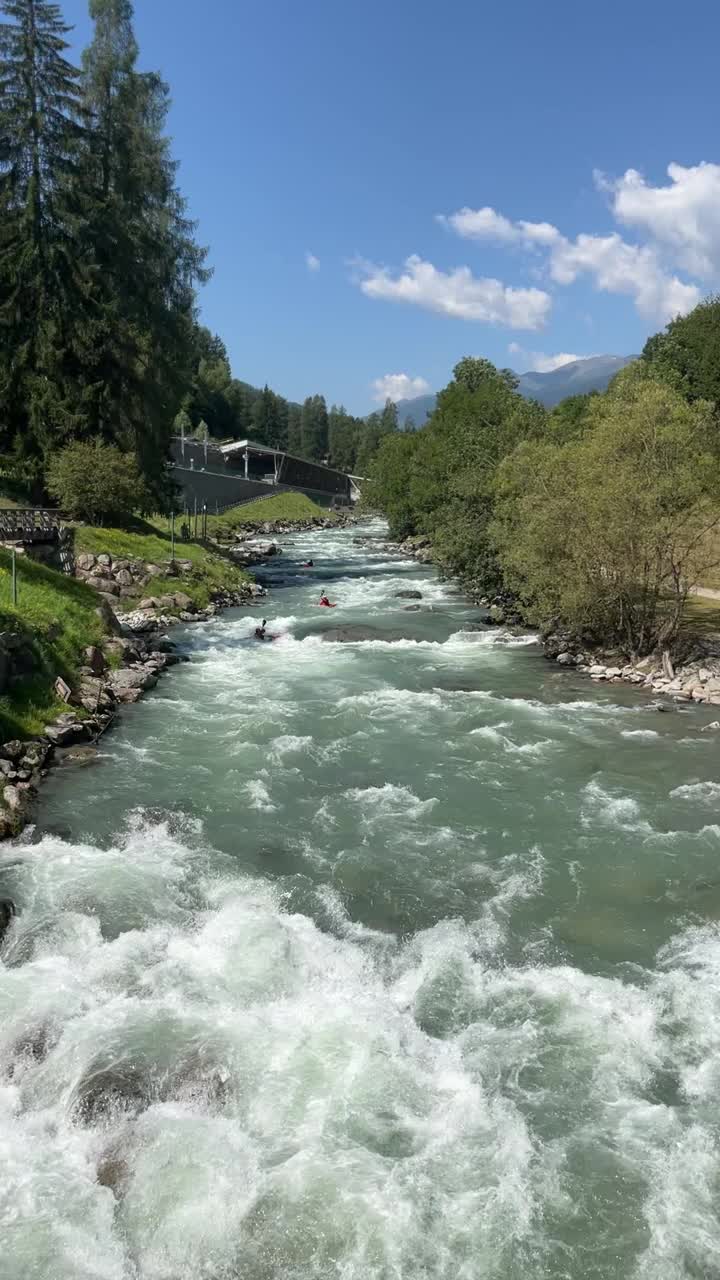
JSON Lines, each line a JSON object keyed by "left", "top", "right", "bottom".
{"left": 394, "top": 590, "right": 423, "bottom": 599}
{"left": 320, "top": 625, "right": 416, "bottom": 643}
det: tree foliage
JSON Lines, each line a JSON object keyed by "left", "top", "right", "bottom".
{"left": 366, "top": 357, "right": 546, "bottom": 585}
{"left": 47, "top": 438, "right": 145, "bottom": 522}
{"left": 642, "top": 296, "right": 720, "bottom": 405}
{"left": 492, "top": 367, "right": 720, "bottom": 655}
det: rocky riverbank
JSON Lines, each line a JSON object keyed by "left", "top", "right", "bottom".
{"left": 373, "top": 531, "right": 720, "bottom": 712}
{"left": 0, "top": 513, "right": 350, "bottom": 840}
{"left": 0, "top": 561, "right": 265, "bottom": 842}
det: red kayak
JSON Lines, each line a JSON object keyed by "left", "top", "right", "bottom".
{"left": 318, "top": 601, "right": 337, "bottom": 608}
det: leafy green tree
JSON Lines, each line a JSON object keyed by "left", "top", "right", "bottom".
{"left": 300, "top": 394, "right": 328, "bottom": 461}
{"left": 364, "top": 355, "right": 546, "bottom": 588}
{"left": 493, "top": 369, "right": 720, "bottom": 654}
{"left": 364, "top": 432, "right": 420, "bottom": 539}
{"left": 642, "top": 297, "right": 720, "bottom": 404}
{"left": 546, "top": 392, "right": 597, "bottom": 443}
{"left": 47, "top": 439, "right": 145, "bottom": 523}
{"left": 0, "top": 0, "right": 86, "bottom": 492}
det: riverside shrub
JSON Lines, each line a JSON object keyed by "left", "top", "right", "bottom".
{"left": 47, "top": 440, "right": 145, "bottom": 524}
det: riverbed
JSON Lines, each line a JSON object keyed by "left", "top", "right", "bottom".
{"left": 2, "top": 520, "right": 720, "bottom": 1279}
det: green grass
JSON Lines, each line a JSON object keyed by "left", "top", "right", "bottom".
{"left": 0, "top": 551, "right": 107, "bottom": 738}
{"left": 681, "top": 595, "right": 720, "bottom": 639}
{"left": 73, "top": 517, "right": 251, "bottom": 613}
{"left": 205, "top": 491, "right": 336, "bottom": 539}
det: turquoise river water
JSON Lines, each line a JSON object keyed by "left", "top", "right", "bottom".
{"left": 2, "top": 521, "right": 720, "bottom": 1279}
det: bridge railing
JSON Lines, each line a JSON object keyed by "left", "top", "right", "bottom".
{"left": 0, "top": 508, "right": 63, "bottom": 543}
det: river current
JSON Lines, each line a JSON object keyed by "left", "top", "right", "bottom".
{"left": 2, "top": 521, "right": 720, "bottom": 1279}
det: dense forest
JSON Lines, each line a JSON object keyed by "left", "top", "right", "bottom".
{"left": 0, "top": 0, "right": 392, "bottom": 509}
{"left": 367, "top": 299, "right": 720, "bottom": 657}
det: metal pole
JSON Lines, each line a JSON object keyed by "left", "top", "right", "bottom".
{"left": 170, "top": 510, "right": 175, "bottom": 562}
{"left": 194, "top": 496, "right": 198, "bottom": 539}
{"left": 11, "top": 547, "right": 16, "bottom": 606}
{"left": 203, "top": 504, "right": 207, "bottom": 539}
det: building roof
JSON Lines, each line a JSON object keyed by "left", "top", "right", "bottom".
{"left": 218, "top": 439, "right": 279, "bottom": 458}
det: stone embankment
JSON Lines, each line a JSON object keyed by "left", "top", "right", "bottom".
{"left": 542, "top": 629, "right": 720, "bottom": 706}
{"left": 0, "top": 632, "right": 186, "bottom": 838}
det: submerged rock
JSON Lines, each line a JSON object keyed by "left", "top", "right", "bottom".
{"left": 394, "top": 590, "right": 423, "bottom": 600}
{"left": 320, "top": 625, "right": 417, "bottom": 643}
{"left": 0, "top": 897, "right": 16, "bottom": 945}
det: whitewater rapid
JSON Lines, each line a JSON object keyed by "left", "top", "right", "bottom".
{"left": 2, "top": 521, "right": 720, "bottom": 1279}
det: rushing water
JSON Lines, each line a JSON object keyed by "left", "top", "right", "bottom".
{"left": 2, "top": 522, "right": 720, "bottom": 1280}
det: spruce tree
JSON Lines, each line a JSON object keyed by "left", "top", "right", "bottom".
{"left": 286, "top": 404, "right": 302, "bottom": 454}
{"left": 0, "top": 0, "right": 85, "bottom": 491}
{"left": 78, "top": 0, "right": 208, "bottom": 502}
{"left": 300, "top": 394, "right": 328, "bottom": 461}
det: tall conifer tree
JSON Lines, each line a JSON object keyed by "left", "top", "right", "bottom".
{"left": 0, "top": 0, "right": 85, "bottom": 489}
{"left": 78, "top": 0, "right": 208, "bottom": 501}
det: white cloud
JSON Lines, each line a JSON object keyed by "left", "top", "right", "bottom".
{"left": 358, "top": 254, "right": 551, "bottom": 329}
{"left": 439, "top": 207, "right": 560, "bottom": 248}
{"left": 508, "top": 343, "right": 585, "bottom": 373}
{"left": 600, "top": 162, "right": 720, "bottom": 280}
{"left": 372, "top": 373, "right": 431, "bottom": 404}
{"left": 305, "top": 252, "right": 320, "bottom": 272}
{"left": 442, "top": 194, "right": 701, "bottom": 322}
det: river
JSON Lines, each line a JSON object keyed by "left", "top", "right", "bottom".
{"left": 2, "top": 521, "right": 720, "bottom": 1279}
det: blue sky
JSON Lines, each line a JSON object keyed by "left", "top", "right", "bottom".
{"left": 60, "top": 0, "right": 720, "bottom": 413}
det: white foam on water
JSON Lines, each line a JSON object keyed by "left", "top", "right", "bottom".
{"left": 2, "top": 814, "right": 720, "bottom": 1277}
{"left": 581, "top": 780, "right": 656, "bottom": 835}
{"left": 342, "top": 782, "right": 438, "bottom": 822}
{"left": 669, "top": 780, "right": 720, "bottom": 803}
{"left": 242, "top": 780, "right": 278, "bottom": 812}
{"left": 470, "top": 725, "right": 555, "bottom": 758}
{"left": 622, "top": 729, "right": 661, "bottom": 741}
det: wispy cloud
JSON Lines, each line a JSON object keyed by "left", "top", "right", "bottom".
{"left": 357, "top": 254, "right": 551, "bottom": 330}
{"left": 372, "top": 373, "right": 431, "bottom": 403}
{"left": 305, "top": 251, "right": 320, "bottom": 272}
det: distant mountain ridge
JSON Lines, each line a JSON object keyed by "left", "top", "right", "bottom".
{"left": 395, "top": 355, "right": 638, "bottom": 426}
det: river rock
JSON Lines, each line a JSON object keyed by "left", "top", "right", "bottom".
{"left": 403, "top": 604, "right": 422, "bottom": 611}
{"left": 172, "top": 592, "right": 194, "bottom": 611}
{"left": 109, "top": 667, "right": 159, "bottom": 702}
{"left": 0, "top": 740, "right": 25, "bottom": 762}
{"left": 20, "top": 741, "right": 50, "bottom": 771}
{"left": 3, "top": 784, "right": 25, "bottom": 811}
{"left": 114, "top": 569, "right": 134, "bottom": 588}
{"left": 76, "top": 553, "right": 96, "bottom": 571}
{"left": 84, "top": 646, "right": 106, "bottom": 676}
{"left": 0, "top": 898, "right": 16, "bottom": 945}
{"left": 44, "top": 720, "right": 90, "bottom": 747}
{"left": 97, "top": 554, "right": 112, "bottom": 569}
{"left": 320, "top": 625, "right": 415, "bottom": 643}
{"left": 394, "top": 590, "right": 423, "bottom": 600}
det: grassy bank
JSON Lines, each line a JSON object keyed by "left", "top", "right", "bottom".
{"left": 0, "top": 551, "right": 107, "bottom": 738}
{"left": 74, "top": 518, "right": 251, "bottom": 612}
{"left": 205, "top": 491, "right": 337, "bottom": 539}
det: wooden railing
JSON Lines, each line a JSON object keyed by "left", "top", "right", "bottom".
{"left": 0, "top": 508, "right": 63, "bottom": 543}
